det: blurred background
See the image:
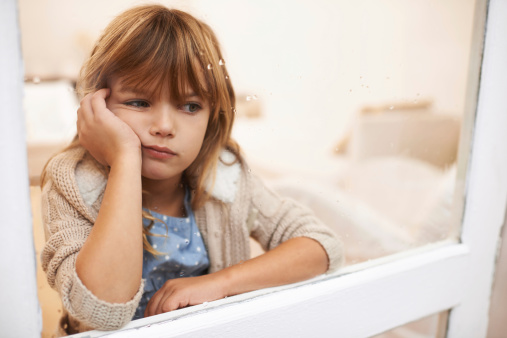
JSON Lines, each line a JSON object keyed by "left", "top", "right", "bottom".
{"left": 21, "top": 0, "right": 473, "bottom": 166}
{"left": 19, "top": 0, "right": 485, "bottom": 337}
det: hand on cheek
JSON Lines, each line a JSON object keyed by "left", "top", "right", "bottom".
{"left": 144, "top": 274, "right": 228, "bottom": 317}
{"left": 77, "top": 88, "right": 141, "bottom": 167}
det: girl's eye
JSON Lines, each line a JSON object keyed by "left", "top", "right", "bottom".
{"left": 125, "top": 100, "right": 149, "bottom": 108}
{"left": 181, "top": 103, "right": 201, "bottom": 113}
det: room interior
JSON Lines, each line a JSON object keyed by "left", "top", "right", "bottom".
{"left": 18, "top": 0, "right": 506, "bottom": 337}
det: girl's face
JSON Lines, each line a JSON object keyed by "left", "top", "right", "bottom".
{"left": 106, "top": 76, "right": 210, "bottom": 182}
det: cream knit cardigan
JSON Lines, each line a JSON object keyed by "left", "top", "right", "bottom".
{"left": 41, "top": 146, "right": 343, "bottom": 333}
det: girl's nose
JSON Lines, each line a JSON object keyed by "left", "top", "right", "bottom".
{"left": 149, "top": 106, "right": 175, "bottom": 137}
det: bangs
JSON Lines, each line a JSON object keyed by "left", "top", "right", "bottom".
{"left": 103, "top": 8, "right": 213, "bottom": 102}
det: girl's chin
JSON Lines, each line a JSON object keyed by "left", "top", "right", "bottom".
{"left": 141, "top": 168, "right": 181, "bottom": 182}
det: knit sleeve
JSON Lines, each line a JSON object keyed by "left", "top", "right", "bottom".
{"left": 247, "top": 172, "right": 344, "bottom": 272}
{"left": 40, "top": 169, "right": 144, "bottom": 331}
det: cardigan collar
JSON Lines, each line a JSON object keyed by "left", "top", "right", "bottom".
{"left": 71, "top": 148, "right": 241, "bottom": 208}
{"left": 205, "top": 150, "right": 241, "bottom": 204}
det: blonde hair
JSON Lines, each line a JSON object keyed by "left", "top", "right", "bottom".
{"left": 42, "top": 5, "right": 240, "bottom": 255}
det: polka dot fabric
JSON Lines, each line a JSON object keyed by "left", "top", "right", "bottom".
{"left": 133, "top": 191, "right": 209, "bottom": 319}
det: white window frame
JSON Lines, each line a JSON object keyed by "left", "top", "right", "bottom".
{"left": 2, "top": 0, "right": 506, "bottom": 337}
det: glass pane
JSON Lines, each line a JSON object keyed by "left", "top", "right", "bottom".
{"left": 373, "top": 311, "right": 449, "bottom": 338}
{"left": 20, "top": 0, "right": 486, "bottom": 335}
{"left": 208, "top": 0, "right": 483, "bottom": 265}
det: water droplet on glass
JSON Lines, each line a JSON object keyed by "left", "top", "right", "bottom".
{"left": 389, "top": 105, "right": 394, "bottom": 110}
{"left": 184, "top": 239, "right": 190, "bottom": 244}
{"left": 225, "top": 75, "right": 229, "bottom": 79}
{"left": 207, "top": 64, "right": 212, "bottom": 70}
{"left": 219, "top": 59, "right": 225, "bottom": 66}
{"left": 246, "top": 95, "right": 258, "bottom": 101}
{"left": 248, "top": 169, "right": 252, "bottom": 173}
{"left": 32, "top": 76, "right": 41, "bottom": 84}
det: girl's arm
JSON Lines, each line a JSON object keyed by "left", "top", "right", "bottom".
{"left": 144, "top": 160, "right": 342, "bottom": 317}
{"left": 221, "top": 236, "right": 328, "bottom": 293}
{"left": 144, "top": 236, "right": 327, "bottom": 316}
{"left": 74, "top": 89, "right": 144, "bottom": 303}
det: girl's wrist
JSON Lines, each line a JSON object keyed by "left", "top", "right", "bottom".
{"left": 108, "top": 149, "right": 142, "bottom": 170}
{"left": 215, "top": 264, "right": 243, "bottom": 298}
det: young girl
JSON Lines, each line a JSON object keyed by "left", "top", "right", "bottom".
{"left": 41, "top": 4, "right": 343, "bottom": 334}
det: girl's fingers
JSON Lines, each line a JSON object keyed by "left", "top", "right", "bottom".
{"left": 77, "top": 89, "right": 109, "bottom": 142}
{"left": 144, "top": 284, "right": 181, "bottom": 317}
{"left": 145, "top": 291, "right": 164, "bottom": 317}
{"left": 90, "top": 88, "right": 111, "bottom": 118}
{"left": 78, "top": 93, "right": 93, "bottom": 124}
{"left": 76, "top": 87, "right": 141, "bottom": 167}
{"left": 77, "top": 94, "right": 92, "bottom": 144}
{"left": 78, "top": 88, "right": 110, "bottom": 124}
{"left": 157, "top": 290, "right": 176, "bottom": 314}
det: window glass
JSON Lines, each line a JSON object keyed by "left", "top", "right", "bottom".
{"left": 373, "top": 311, "right": 449, "bottom": 338}
{"left": 20, "top": 0, "right": 481, "bottom": 335}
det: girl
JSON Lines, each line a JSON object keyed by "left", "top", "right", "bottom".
{"left": 41, "top": 4, "right": 343, "bottom": 334}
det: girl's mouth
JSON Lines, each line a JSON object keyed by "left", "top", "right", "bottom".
{"left": 142, "top": 145, "right": 177, "bottom": 159}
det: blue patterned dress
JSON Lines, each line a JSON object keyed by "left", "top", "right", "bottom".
{"left": 133, "top": 191, "right": 210, "bottom": 319}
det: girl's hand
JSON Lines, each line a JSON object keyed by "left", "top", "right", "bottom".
{"left": 77, "top": 88, "right": 141, "bottom": 167}
{"left": 143, "top": 238, "right": 329, "bottom": 318}
{"left": 144, "top": 274, "right": 228, "bottom": 317}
